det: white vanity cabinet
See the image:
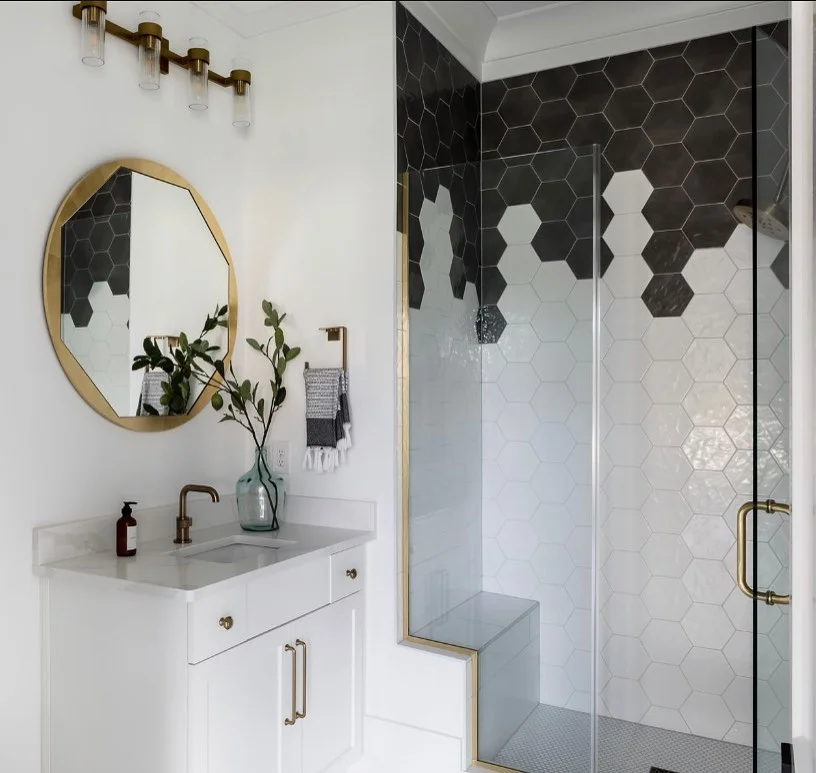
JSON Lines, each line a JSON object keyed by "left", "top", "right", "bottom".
{"left": 188, "top": 592, "right": 363, "bottom": 773}
{"left": 44, "top": 543, "right": 366, "bottom": 773}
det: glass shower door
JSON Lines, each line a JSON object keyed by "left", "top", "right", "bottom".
{"left": 736, "top": 20, "right": 791, "bottom": 773}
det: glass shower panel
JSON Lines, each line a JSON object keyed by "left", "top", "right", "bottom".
{"left": 403, "top": 145, "right": 600, "bottom": 773}
{"left": 405, "top": 163, "right": 483, "bottom": 638}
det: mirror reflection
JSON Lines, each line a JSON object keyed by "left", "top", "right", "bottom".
{"left": 58, "top": 166, "right": 230, "bottom": 417}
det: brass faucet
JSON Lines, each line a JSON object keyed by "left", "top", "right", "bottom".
{"left": 175, "top": 484, "right": 220, "bottom": 544}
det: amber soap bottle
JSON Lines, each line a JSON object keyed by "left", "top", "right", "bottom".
{"left": 116, "top": 501, "right": 138, "bottom": 557}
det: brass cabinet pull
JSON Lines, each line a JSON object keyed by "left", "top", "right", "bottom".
{"left": 284, "top": 644, "right": 297, "bottom": 726}
{"left": 295, "top": 639, "right": 308, "bottom": 720}
{"left": 346, "top": 568, "right": 358, "bottom": 580}
{"left": 736, "top": 499, "right": 791, "bottom": 606}
{"left": 218, "top": 616, "right": 234, "bottom": 631}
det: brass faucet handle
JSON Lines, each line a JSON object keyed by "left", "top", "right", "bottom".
{"left": 174, "top": 515, "right": 194, "bottom": 545}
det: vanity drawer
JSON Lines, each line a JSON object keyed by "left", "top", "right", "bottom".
{"left": 330, "top": 545, "right": 365, "bottom": 602}
{"left": 188, "top": 585, "right": 248, "bottom": 664}
{"left": 247, "top": 558, "right": 330, "bottom": 637}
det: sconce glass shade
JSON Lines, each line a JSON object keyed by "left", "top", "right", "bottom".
{"left": 231, "top": 61, "right": 252, "bottom": 128}
{"left": 187, "top": 38, "right": 209, "bottom": 111}
{"left": 137, "top": 11, "right": 162, "bottom": 91}
{"left": 232, "top": 82, "right": 251, "bottom": 127}
{"left": 80, "top": 2, "right": 106, "bottom": 66}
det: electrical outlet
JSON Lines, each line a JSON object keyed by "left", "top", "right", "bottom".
{"left": 270, "top": 440, "right": 289, "bottom": 473}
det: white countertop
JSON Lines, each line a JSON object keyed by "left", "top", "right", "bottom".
{"left": 39, "top": 520, "right": 374, "bottom": 601}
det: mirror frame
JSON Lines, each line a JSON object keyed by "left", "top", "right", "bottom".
{"left": 43, "top": 158, "right": 238, "bottom": 431}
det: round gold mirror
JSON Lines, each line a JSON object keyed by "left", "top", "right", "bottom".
{"left": 43, "top": 159, "right": 237, "bottom": 430}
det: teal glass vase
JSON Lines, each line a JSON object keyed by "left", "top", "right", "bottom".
{"left": 237, "top": 447, "right": 285, "bottom": 531}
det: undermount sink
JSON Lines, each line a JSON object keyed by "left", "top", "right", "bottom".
{"left": 172, "top": 535, "right": 297, "bottom": 564}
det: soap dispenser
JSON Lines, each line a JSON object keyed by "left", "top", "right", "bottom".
{"left": 116, "top": 501, "right": 138, "bottom": 557}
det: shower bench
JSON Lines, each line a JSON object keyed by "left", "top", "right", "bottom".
{"left": 415, "top": 590, "right": 540, "bottom": 758}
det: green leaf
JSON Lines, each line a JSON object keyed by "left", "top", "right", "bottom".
{"left": 218, "top": 304, "right": 228, "bottom": 317}
{"left": 257, "top": 398, "right": 265, "bottom": 418}
{"left": 274, "top": 386, "right": 287, "bottom": 407}
{"left": 241, "top": 380, "right": 252, "bottom": 399}
{"left": 179, "top": 332, "right": 189, "bottom": 350}
{"left": 211, "top": 392, "right": 224, "bottom": 410}
{"left": 285, "top": 346, "right": 301, "bottom": 361}
{"left": 261, "top": 300, "right": 273, "bottom": 317}
{"left": 279, "top": 312, "right": 287, "bottom": 324}
{"left": 143, "top": 404, "right": 158, "bottom": 415}
{"left": 247, "top": 338, "right": 263, "bottom": 351}
{"left": 269, "top": 309, "right": 280, "bottom": 328}
{"left": 218, "top": 414, "right": 235, "bottom": 423}
{"left": 217, "top": 320, "right": 228, "bottom": 327}
{"left": 274, "top": 328, "right": 284, "bottom": 348}
{"left": 278, "top": 358, "right": 287, "bottom": 375}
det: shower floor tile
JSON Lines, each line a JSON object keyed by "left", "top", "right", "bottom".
{"left": 492, "top": 704, "right": 780, "bottom": 773}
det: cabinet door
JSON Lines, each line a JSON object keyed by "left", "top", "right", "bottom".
{"left": 295, "top": 592, "right": 364, "bottom": 773}
{"left": 188, "top": 624, "right": 301, "bottom": 773}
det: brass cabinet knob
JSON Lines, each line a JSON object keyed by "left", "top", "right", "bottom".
{"left": 345, "top": 568, "right": 358, "bottom": 580}
{"left": 218, "top": 615, "right": 234, "bottom": 630}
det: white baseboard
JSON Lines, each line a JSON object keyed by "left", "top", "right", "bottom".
{"left": 348, "top": 715, "right": 465, "bottom": 773}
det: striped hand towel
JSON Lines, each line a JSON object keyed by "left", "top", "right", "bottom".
{"left": 303, "top": 368, "right": 352, "bottom": 472}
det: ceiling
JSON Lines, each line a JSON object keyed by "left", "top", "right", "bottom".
{"left": 191, "top": 0, "right": 789, "bottom": 79}
{"left": 191, "top": 1, "right": 368, "bottom": 37}
{"left": 482, "top": 1, "right": 576, "bottom": 20}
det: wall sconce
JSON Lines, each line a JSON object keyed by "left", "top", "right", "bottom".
{"left": 79, "top": 0, "right": 106, "bottom": 66}
{"left": 187, "top": 38, "right": 210, "bottom": 110}
{"left": 73, "top": 3, "right": 253, "bottom": 127}
{"left": 231, "top": 65, "right": 251, "bottom": 127}
{"left": 137, "top": 11, "right": 162, "bottom": 90}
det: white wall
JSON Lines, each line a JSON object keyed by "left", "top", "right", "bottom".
{"left": 0, "top": 4, "right": 471, "bottom": 771}
{"left": 0, "top": 3, "right": 253, "bottom": 770}
{"left": 243, "top": 3, "right": 471, "bottom": 769}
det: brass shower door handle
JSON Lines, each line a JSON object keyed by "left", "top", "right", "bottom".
{"left": 736, "top": 499, "right": 791, "bottom": 606}
{"left": 284, "top": 644, "right": 298, "bottom": 725}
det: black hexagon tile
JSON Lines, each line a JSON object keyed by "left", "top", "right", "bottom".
{"left": 643, "top": 230, "right": 693, "bottom": 274}
{"left": 644, "top": 57, "right": 694, "bottom": 102}
{"left": 643, "top": 144, "right": 694, "bottom": 188}
{"left": 684, "top": 71, "right": 737, "bottom": 117}
{"left": 568, "top": 72, "right": 614, "bottom": 115}
{"left": 532, "top": 66, "right": 576, "bottom": 101}
{"left": 476, "top": 305, "right": 506, "bottom": 343}
{"left": 532, "top": 221, "right": 576, "bottom": 262}
{"left": 643, "top": 187, "right": 693, "bottom": 231}
{"left": 642, "top": 273, "right": 694, "bottom": 317}
{"left": 604, "top": 50, "right": 653, "bottom": 88}
{"left": 684, "top": 115, "right": 737, "bottom": 160}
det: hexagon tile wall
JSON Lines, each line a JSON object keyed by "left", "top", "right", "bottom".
{"left": 481, "top": 24, "right": 791, "bottom": 751}
{"left": 481, "top": 26, "right": 790, "bottom": 336}
{"left": 61, "top": 168, "right": 132, "bottom": 415}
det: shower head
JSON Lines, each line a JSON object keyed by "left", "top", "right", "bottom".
{"left": 731, "top": 160, "right": 790, "bottom": 241}
{"left": 731, "top": 199, "right": 789, "bottom": 241}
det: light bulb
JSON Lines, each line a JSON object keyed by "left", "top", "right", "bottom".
{"left": 187, "top": 38, "right": 209, "bottom": 111}
{"left": 80, "top": 1, "right": 106, "bottom": 66}
{"left": 137, "top": 11, "right": 162, "bottom": 91}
